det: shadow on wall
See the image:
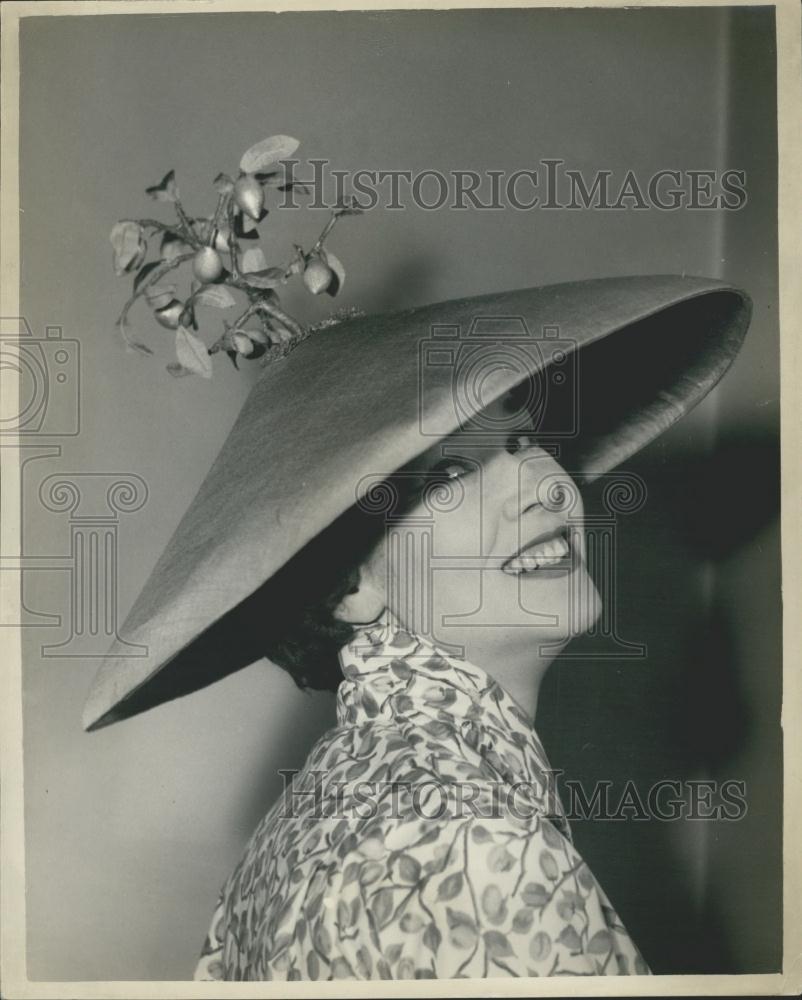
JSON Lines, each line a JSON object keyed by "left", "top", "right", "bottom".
{"left": 166, "top": 247, "right": 448, "bottom": 834}
{"left": 224, "top": 425, "right": 782, "bottom": 974}
{"left": 537, "top": 426, "right": 781, "bottom": 974}
{"left": 368, "top": 251, "right": 444, "bottom": 315}
{"left": 232, "top": 686, "right": 337, "bottom": 841}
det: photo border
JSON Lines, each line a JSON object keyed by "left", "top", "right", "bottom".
{"left": 1, "top": 1, "right": 799, "bottom": 996}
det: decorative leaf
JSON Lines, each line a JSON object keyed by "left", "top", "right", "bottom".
{"left": 145, "top": 284, "right": 177, "bottom": 310}
{"left": 146, "top": 169, "right": 179, "bottom": 203}
{"left": 361, "top": 689, "right": 379, "bottom": 718}
{"left": 175, "top": 325, "right": 212, "bottom": 379}
{"left": 240, "top": 134, "right": 300, "bottom": 173}
{"left": 160, "top": 231, "right": 193, "bottom": 262}
{"left": 389, "top": 658, "right": 412, "bottom": 681}
{"left": 557, "top": 924, "right": 582, "bottom": 952}
{"left": 312, "top": 919, "right": 332, "bottom": 957}
{"left": 355, "top": 945, "right": 372, "bottom": 978}
{"left": 481, "top": 884, "right": 507, "bottom": 923}
{"left": 214, "top": 172, "right": 235, "bottom": 194}
{"left": 232, "top": 211, "right": 261, "bottom": 239}
{"left": 359, "top": 861, "right": 383, "bottom": 886}
{"left": 132, "top": 260, "right": 161, "bottom": 294}
{"left": 437, "top": 871, "right": 463, "bottom": 901}
{"left": 166, "top": 361, "right": 192, "bottom": 377}
{"left": 483, "top": 930, "right": 513, "bottom": 958}
{"left": 191, "top": 217, "right": 213, "bottom": 243}
{"left": 345, "top": 758, "right": 370, "bottom": 781}
{"left": 372, "top": 887, "right": 394, "bottom": 928}
{"left": 110, "top": 221, "right": 146, "bottom": 275}
{"left": 423, "top": 720, "right": 452, "bottom": 740}
{"left": 400, "top": 912, "right": 424, "bottom": 933}
{"left": 231, "top": 331, "right": 255, "bottom": 357}
{"left": 541, "top": 820, "right": 564, "bottom": 850}
{"left": 397, "top": 957, "right": 415, "bottom": 980}
{"left": 423, "top": 922, "right": 442, "bottom": 954}
{"left": 241, "top": 247, "right": 268, "bottom": 274}
{"left": 471, "top": 824, "right": 491, "bottom": 844}
{"left": 521, "top": 882, "right": 550, "bottom": 908}
{"left": 556, "top": 894, "right": 581, "bottom": 921}
{"left": 343, "top": 861, "right": 360, "bottom": 885}
{"left": 445, "top": 908, "right": 478, "bottom": 950}
{"left": 194, "top": 285, "right": 236, "bottom": 309}
{"left": 238, "top": 204, "right": 268, "bottom": 227}
{"left": 398, "top": 854, "right": 421, "bottom": 884}
{"left": 512, "top": 906, "right": 535, "bottom": 934}
{"left": 539, "top": 850, "right": 559, "bottom": 882}
{"left": 528, "top": 930, "right": 552, "bottom": 962}
{"left": 577, "top": 863, "right": 595, "bottom": 891}
{"left": 272, "top": 932, "right": 293, "bottom": 956}
{"left": 488, "top": 844, "right": 516, "bottom": 874}
{"left": 587, "top": 929, "right": 613, "bottom": 954}
{"left": 336, "top": 900, "right": 351, "bottom": 930}
{"left": 181, "top": 300, "right": 198, "bottom": 330}
{"left": 244, "top": 273, "right": 282, "bottom": 294}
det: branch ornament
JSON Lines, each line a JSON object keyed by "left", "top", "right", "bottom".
{"left": 109, "top": 135, "right": 364, "bottom": 378}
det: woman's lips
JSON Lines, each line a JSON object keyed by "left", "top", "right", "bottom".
{"left": 501, "top": 525, "right": 578, "bottom": 576}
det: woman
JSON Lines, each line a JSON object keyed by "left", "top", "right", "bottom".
{"left": 82, "top": 275, "right": 751, "bottom": 980}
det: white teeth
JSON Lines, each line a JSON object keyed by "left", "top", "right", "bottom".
{"left": 502, "top": 532, "right": 570, "bottom": 574}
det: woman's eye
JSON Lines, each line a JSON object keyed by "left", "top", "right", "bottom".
{"left": 506, "top": 433, "right": 539, "bottom": 454}
{"left": 429, "top": 458, "right": 473, "bottom": 480}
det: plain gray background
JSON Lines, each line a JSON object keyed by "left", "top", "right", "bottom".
{"left": 18, "top": 6, "right": 779, "bottom": 980}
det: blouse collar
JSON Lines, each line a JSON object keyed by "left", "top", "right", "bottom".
{"left": 336, "top": 608, "right": 570, "bottom": 836}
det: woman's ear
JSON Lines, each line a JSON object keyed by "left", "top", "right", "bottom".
{"left": 333, "top": 573, "right": 385, "bottom": 625}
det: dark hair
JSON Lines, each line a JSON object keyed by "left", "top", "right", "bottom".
{"left": 257, "top": 463, "right": 437, "bottom": 692}
{"left": 259, "top": 388, "right": 551, "bottom": 692}
{"left": 258, "top": 501, "right": 386, "bottom": 692}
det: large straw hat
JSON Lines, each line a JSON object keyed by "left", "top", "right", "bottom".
{"left": 82, "top": 274, "right": 751, "bottom": 731}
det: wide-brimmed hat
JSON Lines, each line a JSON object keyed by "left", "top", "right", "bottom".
{"left": 82, "top": 274, "right": 751, "bottom": 731}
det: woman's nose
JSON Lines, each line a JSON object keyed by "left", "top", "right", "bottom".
{"left": 495, "top": 448, "right": 577, "bottom": 522}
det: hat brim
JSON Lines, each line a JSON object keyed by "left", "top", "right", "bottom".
{"left": 82, "top": 275, "right": 751, "bottom": 730}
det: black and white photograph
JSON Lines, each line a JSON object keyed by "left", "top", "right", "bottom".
{"left": 1, "top": 0, "right": 799, "bottom": 994}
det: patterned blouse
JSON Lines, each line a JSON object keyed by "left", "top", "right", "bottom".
{"left": 193, "top": 611, "right": 650, "bottom": 980}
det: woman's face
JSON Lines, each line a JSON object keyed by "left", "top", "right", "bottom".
{"left": 356, "top": 389, "right": 602, "bottom": 669}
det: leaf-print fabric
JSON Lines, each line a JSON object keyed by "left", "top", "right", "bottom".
{"left": 194, "top": 610, "right": 650, "bottom": 980}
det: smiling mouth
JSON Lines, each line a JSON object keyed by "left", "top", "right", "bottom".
{"left": 501, "top": 525, "right": 576, "bottom": 576}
